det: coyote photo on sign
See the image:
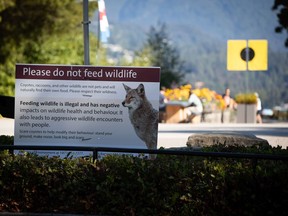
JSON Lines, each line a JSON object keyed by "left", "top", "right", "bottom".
{"left": 122, "top": 83, "right": 158, "bottom": 150}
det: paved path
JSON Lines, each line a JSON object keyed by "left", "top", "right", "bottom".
{"left": 1, "top": 118, "right": 288, "bottom": 149}
{"left": 157, "top": 122, "right": 288, "bottom": 149}
{"left": 0, "top": 118, "right": 14, "bottom": 136}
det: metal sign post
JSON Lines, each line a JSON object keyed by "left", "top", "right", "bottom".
{"left": 83, "top": 0, "right": 90, "bottom": 65}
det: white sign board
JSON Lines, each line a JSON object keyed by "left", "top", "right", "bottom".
{"left": 14, "top": 64, "right": 160, "bottom": 157}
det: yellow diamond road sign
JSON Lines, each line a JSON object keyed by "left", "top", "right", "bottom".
{"left": 227, "top": 39, "right": 268, "bottom": 71}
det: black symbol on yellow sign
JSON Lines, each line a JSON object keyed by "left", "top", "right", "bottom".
{"left": 227, "top": 40, "right": 268, "bottom": 71}
{"left": 240, "top": 47, "right": 255, "bottom": 61}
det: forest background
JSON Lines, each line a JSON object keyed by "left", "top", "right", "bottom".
{"left": 0, "top": 0, "right": 287, "bottom": 109}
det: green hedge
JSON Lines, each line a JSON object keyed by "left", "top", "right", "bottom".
{"left": 0, "top": 137, "right": 288, "bottom": 215}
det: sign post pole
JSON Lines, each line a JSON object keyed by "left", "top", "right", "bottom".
{"left": 83, "top": 0, "right": 90, "bottom": 65}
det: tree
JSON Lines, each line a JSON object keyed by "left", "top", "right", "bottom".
{"left": 0, "top": 0, "right": 88, "bottom": 64}
{"left": 133, "top": 23, "right": 184, "bottom": 88}
{"left": 0, "top": 0, "right": 105, "bottom": 96}
{"left": 272, "top": 0, "right": 288, "bottom": 47}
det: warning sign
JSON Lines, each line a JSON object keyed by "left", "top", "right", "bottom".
{"left": 14, "top": 64, "right": 160, "bottom": 157}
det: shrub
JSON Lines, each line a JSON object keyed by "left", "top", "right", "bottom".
{"left": 0, "top": 145, "right": 287, "bottom": 215}
{"left": 0, "top": 135, "right": 13, "bottom": 145}
{"left": 235, "top": 93, "right": 257, "bottom": 104}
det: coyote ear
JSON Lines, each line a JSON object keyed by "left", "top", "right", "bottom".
{"left": 123, "top": 83, "right": 131, "bottom": 92}
{"left": 137, "top": 83, "right": 145, "bottom": 96}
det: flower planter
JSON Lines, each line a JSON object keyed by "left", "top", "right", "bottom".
{"left": 237, "top": 104, "right": 257, "bottom": 123}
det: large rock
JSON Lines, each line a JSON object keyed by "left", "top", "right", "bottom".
{"left": 186, "top": 132, "right": 269, "bottom": 148}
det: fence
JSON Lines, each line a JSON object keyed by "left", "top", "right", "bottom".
{"left": 1, "top": 145, "right": 287, "bottom": 162}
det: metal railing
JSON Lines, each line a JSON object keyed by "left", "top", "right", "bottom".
{"left": 0, "top": 145, "right": 287, "bottom": 162}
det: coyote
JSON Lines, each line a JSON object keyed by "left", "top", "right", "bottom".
{"left": 122, "top": 83, "right": 158, "bottom": 150}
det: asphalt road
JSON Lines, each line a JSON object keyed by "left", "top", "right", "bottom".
{"left": 1, "top": 118, "right": 288, "bottom": 149}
